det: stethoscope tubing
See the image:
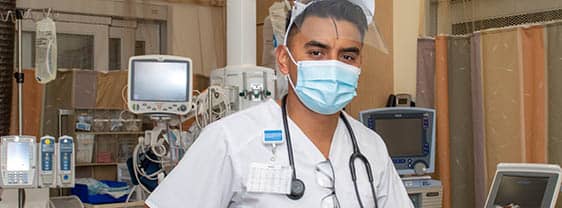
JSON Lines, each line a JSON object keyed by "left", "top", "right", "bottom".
{"left": 281, "top": 95, "right": 379, "bottom": 208}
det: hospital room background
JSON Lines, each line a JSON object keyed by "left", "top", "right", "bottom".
{"left": 0, "top": 0, "right": 561, "bottom": 207}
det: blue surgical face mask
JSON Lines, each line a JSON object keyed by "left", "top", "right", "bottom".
{"left": 285, "top": 48, "right": 361, "bottom": 115}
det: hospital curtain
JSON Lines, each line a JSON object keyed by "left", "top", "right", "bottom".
{"left": 447, "top": 36, "right": 474, "bottom": 208}
{"left": 521, "top": 26, "right": 547, "bottom": 164}
{"left": 434, "top": 36, "right": 451, "bottom": 208}
{"left": 547, "top": 22, "right": 562, "bottom": 168}
{"left": 418, "top": 24, "right": 552, "bottom": 207}
{"left": 471, "top": 33, "right": 487, "bottom": 208}
{"left": 479, "top": 26, "right": 548, "bottom": 187}
{"left": 547, "top": 22, "right": 562, "bottom": 208}
{"left": 416, "top": 38, "right": 435, "bottom": 108}
{"left": 481, "top": 28, "right": 525, "bottom": 186}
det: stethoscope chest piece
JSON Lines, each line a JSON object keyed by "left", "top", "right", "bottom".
{"left": 288, "top": 178, "right": 305, "bottom": 200}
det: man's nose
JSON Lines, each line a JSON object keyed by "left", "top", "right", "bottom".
{"left": 327, "top": 51, "right": 339, "bottom": 60}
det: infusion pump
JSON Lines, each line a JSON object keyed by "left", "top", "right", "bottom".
{"left": 0, "top": 135, "right": 37, "bottom": 188}
{"left": 0, "top": 135, "right": 75, "bottom": 189}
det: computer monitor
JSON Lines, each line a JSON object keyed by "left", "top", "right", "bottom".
{"left": 359, "top": 107, "right": 436, "bottom": 175}
{"left": 485, "top": 163, "right": 561, "bottom": 208}
{"left": 128, "top": 55, "right": 193, "bottom": 115}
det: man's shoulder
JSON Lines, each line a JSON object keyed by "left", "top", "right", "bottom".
{"left": 212, "top": 99, "right": 278, "bottom": 128}
{"left": 344, "top": 113, "right": 381, "bottom": 140}
{"left": 199, "top": 99, "right": 279, "bottom": 144}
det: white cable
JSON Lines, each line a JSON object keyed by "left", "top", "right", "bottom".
{"left": 121, "top": 85, "right": 128, "bottom": 110}
{"left": 0, "top": 8, "right": 60, "bottom": 23}
{"left": 133, "top": 138, "right": 166, "bottom": 183}
{"left": 192, "top": 86, "right": 232, "bottom": 130}
{"left": 140, "top": 143, "right": 166, "bottom": 165}
{"left": 132, "top": 144, "right": 152, "bottom": 194}
{"left": 124, "top": 185, "right": 139, "bottom": 206}
{"left": 151, "top": 137, "right": 167, "bottom": 158}
{"left": 0, "top": 11, "right": 13, "bottom": 22}
{"left": 177, "top": 114, "right": 188, "bottom": 152}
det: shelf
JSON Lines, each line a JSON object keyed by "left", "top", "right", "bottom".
{"left": 74, "top": 107, "right": 128, "bottom": 111}
{"left": 76, "top": 162, "right": 120, "bottom": 167}
{"left": 84, "top": 201, "right": 145, "bottom": 208}
{"left": 75, "top": 132, "right": 144, "bottom": 135}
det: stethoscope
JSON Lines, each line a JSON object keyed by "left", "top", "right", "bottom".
{"left": 281, "top": 95, "right": 379, "bottom": 208}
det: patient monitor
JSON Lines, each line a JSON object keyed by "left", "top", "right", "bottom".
{"left": 360, "top": 107, "right": 440, "bottom": 208}
{"left": 485, "top": 163, "right": 562, "bottom": 208}
{"left": 359, "top": 107, "right": 436, "bottom": 175}
{"left": 128, "top": 55, "right": 193, "bottom": 115}
{"left": 0, "top": 135, "right": 37, "bottom": 188}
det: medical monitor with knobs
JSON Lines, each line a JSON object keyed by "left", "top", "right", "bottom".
{"left": 0, "top": 135, "right": 37, "bottom": 189}
{"left": 128, "top": 55, "right": 193, "bottom": 115}
{"left": 359, "top": 107, "right": 436, "bottom": 176}
{"left": 485, "top": 163, "right": 562, "bottom": 208}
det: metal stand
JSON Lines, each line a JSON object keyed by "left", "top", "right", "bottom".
{"left": 137, "top": 114, "right": 186, "bottom": 172}
{"left": 146, "top": 114, "right": 173, "bottom": 148}
{"left": 14, "top": 9, "right": 24, "bottom": 208}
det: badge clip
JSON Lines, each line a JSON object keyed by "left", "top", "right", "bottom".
{"left": 264, "top": 130, "right": 284, "bottom": 161}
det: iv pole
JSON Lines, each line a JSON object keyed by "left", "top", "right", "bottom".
{"left": 14, "top": 9, "right": 25, "bottom": 208}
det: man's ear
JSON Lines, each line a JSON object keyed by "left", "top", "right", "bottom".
{"left": 276, "top": 45, "right": 291, "bottom": 75}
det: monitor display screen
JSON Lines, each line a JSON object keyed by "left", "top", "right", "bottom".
{"left": 132, "top": 61, "right": 189, "bottom": 102}
{"left": 7, "top": 142, "right": 31, "bottom": 171}
{"left": 374, "top": 118, "right": 423, "bottom": 157}
{"left": 493, "top": 175, "right": 548, "bottom": 208}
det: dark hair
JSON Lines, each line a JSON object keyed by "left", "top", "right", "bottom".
{"left": 285, "top": 0, "right": 368, "bottom": 46}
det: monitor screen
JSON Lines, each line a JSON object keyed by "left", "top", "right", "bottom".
{"left": 7, "top": 142, "right": 31, "bottom": 171}
{"left": 493, "top": 175, "right": 548, "bottom": 208}
{"left": 375, "top": 118, "right": 423, "bottom": 157}
{"left": 132, "top": 61, "right": 189, "bottom": 102}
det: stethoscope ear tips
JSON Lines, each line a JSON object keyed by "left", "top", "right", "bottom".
{"left": 287, "top": 178, "right": 306, "bottom": 200}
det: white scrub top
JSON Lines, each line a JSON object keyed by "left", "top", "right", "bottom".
{"left": 146, "top": 99, "right": 413, "bottom": 208}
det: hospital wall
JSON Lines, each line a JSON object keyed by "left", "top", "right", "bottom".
{"left": 167, "top": 2, "right": 226, "bottom": 77}
{"left": 392, "top": 0, "right": 421, "bottom": 99}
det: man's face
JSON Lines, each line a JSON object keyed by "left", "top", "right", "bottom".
{"left": 278, "top": 16, "right": 363, "bottom": 80}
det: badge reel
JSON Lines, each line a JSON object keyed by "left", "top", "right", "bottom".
{"left": 246, "top": 130, "right": 293, "bottom": 195}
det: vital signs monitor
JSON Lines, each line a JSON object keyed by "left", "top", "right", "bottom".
{"left": 359, "top": 107, "right": 436, "bottom": 176}
{"left": 128, "top": 55, "right": 193, "bottom": 115}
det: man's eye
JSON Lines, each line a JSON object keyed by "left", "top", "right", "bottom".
{"left": 308, "top": 50, "right": 323, "bottom": 57}
{"left": 342, "top": 54, "right": 355, "bottom": 61}
{"left": 340, "top": 53, "right": 358, "bottom": 64}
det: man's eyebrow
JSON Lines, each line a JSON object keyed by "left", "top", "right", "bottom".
{"left": 340, "top": 47, "right": 360, "bottom": 54}
{"left": 304, "top": 40, "right": 330, "bottom": 49}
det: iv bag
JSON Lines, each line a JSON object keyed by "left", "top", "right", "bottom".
{"left": 35, "top": 17, "right": 57, "bottom": 84}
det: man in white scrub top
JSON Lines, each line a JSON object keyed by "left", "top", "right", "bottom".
{"left": 146, "top": 0, "right": 413, "bottom": 207}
